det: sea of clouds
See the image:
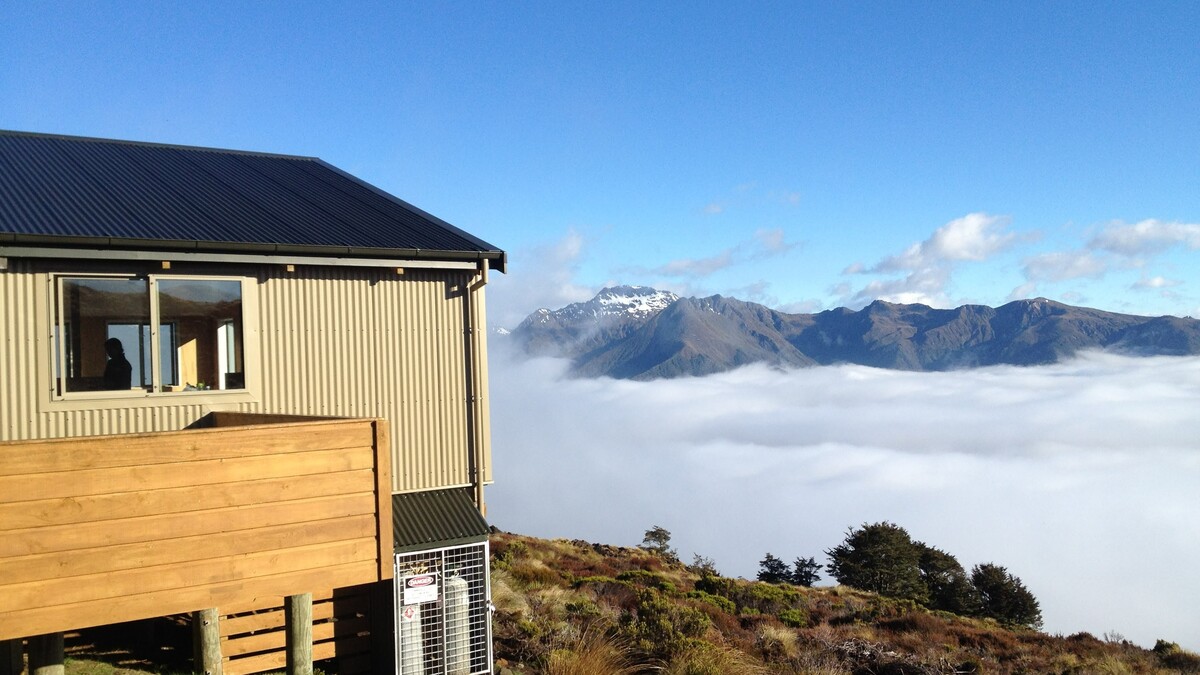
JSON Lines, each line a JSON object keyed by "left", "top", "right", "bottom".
{"left": 484, "top": 346, "right": 1200, "bottom": 650}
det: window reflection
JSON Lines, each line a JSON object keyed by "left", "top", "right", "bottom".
{"left": 157, "top": 280, "right": 244, "bottom": 391}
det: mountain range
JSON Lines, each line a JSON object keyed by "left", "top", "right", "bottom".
{"left": 508, "top": 285, "right": 1200, "bottom": 380}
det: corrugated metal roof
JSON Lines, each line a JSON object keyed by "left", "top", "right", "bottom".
{"left": 393, "top": 488, "right": 491, "bottom": 553}
{"left": 0, "top": 130, "right": 505, "bottom": 271}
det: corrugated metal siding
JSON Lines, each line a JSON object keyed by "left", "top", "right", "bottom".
{"left": 0, "top": 263, "right": 493, "bottom": 495}
{"left": 257, "top": 266, "right": 479, "bottom": 493}
{"left": 1, "top": 261, "right": 39, "bottom": 440}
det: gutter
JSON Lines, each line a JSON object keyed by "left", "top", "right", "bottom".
{"left": 0, "top": 233, "right": 507, "bottom": 272}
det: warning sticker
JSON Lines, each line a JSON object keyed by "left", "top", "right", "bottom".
{"left": 400, "top": 605, "right": 418, "bottom": 622}
{"left": 402, "top": 573, "right": 439, "bottom": 605}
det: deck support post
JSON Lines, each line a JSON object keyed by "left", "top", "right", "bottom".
{"left": 0, "top": 639, "right": 22, "bottom": 675}
{"left": 27, "top": 633, "right": 62, "bottom": 675}
{"left": 285, "top": 593, "right": 313, "bottom": 675}
{"left": 194, "top": 608, "right": 223, "bottom": 675}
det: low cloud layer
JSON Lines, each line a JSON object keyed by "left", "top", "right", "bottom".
{"left": 485, "top": 348, "right": 1200, "bottom": 650}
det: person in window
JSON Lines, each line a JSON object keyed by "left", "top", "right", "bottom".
{"left": 103, "top": 337, "right": 133, "bottom": 390}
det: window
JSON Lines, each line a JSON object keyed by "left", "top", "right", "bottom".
{"left": 54, "top": 275, "right": 245, "bottom": 396}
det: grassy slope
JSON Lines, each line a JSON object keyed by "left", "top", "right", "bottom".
{"left": 45, "top": 530, "right": 1199, "bottom": 674}
{"left": 490, "top": 532, "right": 1199, "bottom": 675}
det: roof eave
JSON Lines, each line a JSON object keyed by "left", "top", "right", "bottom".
{"left": 0, "top": 232, "right": 506, "bottom": 272}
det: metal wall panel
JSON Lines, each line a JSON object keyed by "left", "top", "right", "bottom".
{"left": 0, "top": 261, "right": 493, "bottom": 495}
{"left": 254, "top": 266, "right": 481, "bottom": 494}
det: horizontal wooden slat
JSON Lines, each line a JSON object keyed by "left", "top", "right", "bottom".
{"left": 0, "top": 515, "right": 377, "bottom": 586}
{"left": 4, "top": 538, "right": 377, "bottom": 614}
{"left": 0, "top": 421, "right": 374, "bottom": 476}
{"left": 0, "top": 446, "right": 374, "bottom": 504}
{"left": 221, "top": 593, "right": 370, "bottom": 636}
{"left": 0, "top": 469, "right": 374, "bottom": 529}
{"left": 221, "top": 615, "right": 370, "bottom": 657}
{"left": 224, "top": 635, "right": 372, "bottom": 675}
{"left": 0, "top": 417, "right": 392, "bottom": 644}
{"left": 220, "top": 587, "right": 340, "bottom": 616}
{"left": 0, "top": 492, "right": 376, "bottom": 558}
{"left": 0, "top": 560, "right": 379, "bottom": 641}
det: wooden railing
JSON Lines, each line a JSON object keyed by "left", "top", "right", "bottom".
{"left": 0, "top": 413, "right": 393, "bottom": 643}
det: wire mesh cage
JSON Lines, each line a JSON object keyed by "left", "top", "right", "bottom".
{"left": 394, "top": 542, "right": 492, "bottom": 675}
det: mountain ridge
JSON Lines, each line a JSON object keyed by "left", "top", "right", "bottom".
{"left": 509, "top": 286, "right": 1200, "bottom": 379}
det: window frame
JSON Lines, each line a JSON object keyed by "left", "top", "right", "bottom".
{"left": 48, "top": 272, "right": 258, "bottom": 405}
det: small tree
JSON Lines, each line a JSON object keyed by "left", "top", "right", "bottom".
{"left": 757, "top": 553, "right": 790, "bottom": 584}
{"left": 971, "top": 563, "right": 1042, "bottom": 629}
{"left": 917, "top": 543, "right": 980, "bottom": 615}
{"left": 825, "top": 522, "right": 928, "bottom": 603}
{"left": 689, "top": 553, "right": 720, "bottom": 577}
{"left": 791, "top": 556, "right": 821, "bottom": 587}
{"left": 640, "top": 525, "right": 677, "bottom": 561}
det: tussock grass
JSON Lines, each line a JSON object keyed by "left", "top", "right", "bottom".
{"left": 544, "top": 627, "right": 643, "bottom": 675}
{"left": 661, "top": 641, "right": 766, "bottom": 675}
{"left": 756, "top": 623, "right": 799, "bottom": 660}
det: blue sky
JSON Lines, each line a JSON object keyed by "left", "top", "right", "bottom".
{"left": 3, "top": 2, "right": 1199, "bottom": 327}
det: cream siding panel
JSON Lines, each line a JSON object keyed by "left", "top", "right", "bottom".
{"left": 257, "top": 268, "right": 480, "bottom": 493}
{"left": 1, "top": 263, "right": 491, "bottom": 495}
{"left": 1, "top": 262, "right": 40, "bottom": 441}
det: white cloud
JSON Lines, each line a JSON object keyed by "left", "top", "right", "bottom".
{"left": 653, "top": 249, "right": 735, "bottom": 277}
{"left": 844, "top": 213, "right": 1022, "bottom": 308}
{"left": 1089, "top": 219, "right": 1200, "bottom": 257}
{"left": 849, "top": 267, "right": 950, "bottom": 306}
{"left": 486, "top": 349, "right": 1200, "bottom": 651}
{"left": 702, "top": 203, "right": 725, "bottom": 215}
{"left": 754, "top": 228, "right": 786, "bottom": 253}
{"left": 873, "top": 213, "right": 1017, "bottom": 273}
{"left": 1007, "top": 281, "right": 1038, "bottom": 302}
{"left": 1132, "top": 276, "right": 1182, "bottom": 291}
{"left": 1022, "top": 250, "right": 1109, "bottom": 282}
{"left": 486, "top": 229, "right": 596, "bottom": 329}
{"left": 640, "top": 229, "right": 798, "bottom": 281}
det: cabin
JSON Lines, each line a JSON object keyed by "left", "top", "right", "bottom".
{"left": 0, "top": 130, "right": 505, "bottom": 675}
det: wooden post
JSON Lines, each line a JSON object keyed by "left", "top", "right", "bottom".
{"left": 0, "top": 639, "right": 22, "bottom": 675}
{"left": 285, "top": 593, "right": 313, "bottom": 675}
{"left": 27, "top": 633, "right": 62, "bottom": 675}
{"left": 194, "top": 609, "right": 222, "bottom": 675}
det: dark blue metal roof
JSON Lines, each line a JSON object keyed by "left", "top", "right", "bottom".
{"left": 0, "top": 130, "right": 505, "bottom": 271}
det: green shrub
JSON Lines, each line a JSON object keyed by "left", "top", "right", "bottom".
{"left": 621, "top": 590, "right": 711, "bottom": 659}
{"left": 777, "top": 608, "right": 809, "bottom": 628}
{"left": 685, "top": 590, "right": 736, "bottom": 614}
{"left": 1154, "top": 639, "right": 1200, "bottom": 673}
{"left": 617, "top": 569, "right": 675, "bottom": 592}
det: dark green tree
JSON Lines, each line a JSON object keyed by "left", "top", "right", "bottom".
{"left": 825, "top": 522, "right": 928, "bottom": 603}
{"left": 791, "top": 556, "right": 821, "bottom": 587}
{"left": 640, "top": 525, "right": 677, "bottom": 561}
{"left": 971, "top": 563, "right": 1042, "bottom": 629}
{"left": 688, "top": 553, "right": 720, "bottom": 577}
{"left": 757, "top": 553, "right": 790, "bottom": 584}
{"left": 917, "top": 543, "right": 980, "bottom": 615}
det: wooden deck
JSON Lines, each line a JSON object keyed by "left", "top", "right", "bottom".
{"left": 0, "top": 412, "right": 393, "bottom": 644}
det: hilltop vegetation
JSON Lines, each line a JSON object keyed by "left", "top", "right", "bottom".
{"left": 490, "top": 530, "right": 1200, "bottom": 674}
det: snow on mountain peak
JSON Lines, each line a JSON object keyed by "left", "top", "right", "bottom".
{"left": 530, "top": 286, "right": 680, "bottom": 324}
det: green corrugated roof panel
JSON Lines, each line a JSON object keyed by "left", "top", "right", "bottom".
{"left": 392, "top": 488, "right": 490, "bottom": 553}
